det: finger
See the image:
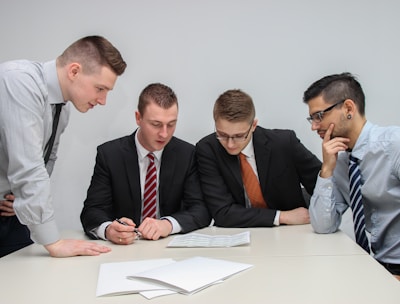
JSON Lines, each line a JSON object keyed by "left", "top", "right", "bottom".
{"left": 0, "top": 205, "right": 15, "bottom": 214}
{"left": 1, "top": 200, "right": 13, "bottom": 208}
{"left": 93, "top": 244, "right": 112, "bottom": 253}
{"left": 0, "top": 211, "right": 16, "bottom": 217}
{"left": 116, "top": 235, "right": 135, "bottom": 245}
{"left": 114, "top": 219, "right": 136, "bottom": 232}
{"left": 119, "top": 217, "right": 136, "bottom": 226}
{"left": 323, "top": 123, "right": 334, "bottom": 143}
{"left": 82, "top": 245, "right": 111, "bottom": 256}
{"left": 4, "top": 194, "right": 15, "bottom": 201}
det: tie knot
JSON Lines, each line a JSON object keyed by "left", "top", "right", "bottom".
{"left": 349, "top": 154, "right": 359, "bottom": 164}
{"left": 239, "top": 153, "right": 247, "bottom": 162}
{"left": 147, "top": 153, "right": 155, "bottom": 163}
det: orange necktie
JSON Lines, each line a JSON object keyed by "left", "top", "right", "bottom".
{"left": 239, "top": 153, "right": 267, "bottom": 208}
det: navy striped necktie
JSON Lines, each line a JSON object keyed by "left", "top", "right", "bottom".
{"left": 348, "top": 154, "right": 370, "bottom": 253}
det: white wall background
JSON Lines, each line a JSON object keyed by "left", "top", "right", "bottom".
{"left": 1, "top": 0, "right": 399, "bottom": 239}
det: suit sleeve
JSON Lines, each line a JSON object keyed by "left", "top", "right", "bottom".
{"left": 289, "top": 130, "right": 322, "bottom": 195}
{"left": 80, "top": 146, "right": 114, "bottom": 238}
{"left": 160, "top": 145, "right": 212, "bottom": 233}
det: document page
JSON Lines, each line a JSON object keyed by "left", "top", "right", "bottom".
{"left": 167, "top": 231, "right": 250, "bottom": 247}
{"left": 96, "top": 258, "right": 175, "bottom": 297}
{"left": 128, "top": 256, "right": 253, "bottom": 295}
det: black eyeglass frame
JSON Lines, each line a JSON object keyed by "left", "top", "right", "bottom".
{"left": 306, "top": 99, "right": 346, "bottom": 124}
{"left": 215, "top": 123, "right": 253, "bottom": 143}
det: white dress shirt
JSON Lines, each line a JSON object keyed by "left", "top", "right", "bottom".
{"left": 241, "top": 138, "right": 280, "bottom": 225}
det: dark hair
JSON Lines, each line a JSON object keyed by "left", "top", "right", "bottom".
{"left": 138, "top": 83, "right": 178, "bottom": 115}
{"left": 57, "top": 35, "right": 127, "bottom": 75}
{"left": 213, "top": 89, "right": 255, "bottom": 123}
{"left": 303, "top": 72, "right": 365, "bottom": 115}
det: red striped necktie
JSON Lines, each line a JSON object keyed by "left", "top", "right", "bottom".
{"left": 142, "top": 153, "right": 157, "bottom": 219}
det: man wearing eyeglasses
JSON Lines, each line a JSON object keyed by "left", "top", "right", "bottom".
{"left": 303, "top": 72, "right": 400, "bottom": 280}
{"left": 196, "top": 89, "right": 321, "bottom": 228}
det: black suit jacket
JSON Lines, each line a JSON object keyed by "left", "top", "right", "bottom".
{"left": 195, "top": 126, "right": 321, "bottom": 227}
{"left": 81, "top": 131, "right": 211, "bottom": 238}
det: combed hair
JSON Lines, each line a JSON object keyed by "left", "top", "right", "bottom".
{"left": 213, "top": 89, "right": 255, "bottom": 123}
{"left": 58, "top": 35, "right": 126, "bottom": 75}
{"left": 138, "top": 83, "right": 178, "bottom": 115}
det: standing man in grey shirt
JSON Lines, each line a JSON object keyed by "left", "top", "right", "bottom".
{"left": 303, "top": 72, "right": 400, "bottom": 280}
{"left": 0, "top": 36, "right": 127, "bottom": 257}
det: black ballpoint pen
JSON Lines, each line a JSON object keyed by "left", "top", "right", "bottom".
{"left": 115, "top": 218, "right": 142, "bottom": 237}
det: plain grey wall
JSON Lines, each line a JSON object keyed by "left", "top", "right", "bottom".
{"left": 1, "top": 0, "right": 399, "bottom": 239}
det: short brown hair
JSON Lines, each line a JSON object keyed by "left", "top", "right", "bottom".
{"left": 138, "top": 83, "right": 178, "bottom": 116}
{"left": 57, "top": 35, "right": 127, "bottom": 75}
{"left": 213, "top": 89, "right": 255, "bottom": 123}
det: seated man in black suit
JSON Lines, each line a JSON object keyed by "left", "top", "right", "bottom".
{"left": 196, "top": 89, "right": 321, "bottom": 227}
{"left": 81, "top": 83, "right": 211, "bottom": 244}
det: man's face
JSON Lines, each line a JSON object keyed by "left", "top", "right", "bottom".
{"left": 67, "top": 64, "right": 117, "bottom": 113}
{"left": 215, "top": 118, "right": 256, "bottom": 155}
{"left": 307, "top": 95, "right": 348, "bottom": 140}
{"left": 136, "top": 102, "right": 178, "bottom": 152}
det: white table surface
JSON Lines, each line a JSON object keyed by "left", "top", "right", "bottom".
{"left": 1, "top": 225, "right": 399, "bottom": 304}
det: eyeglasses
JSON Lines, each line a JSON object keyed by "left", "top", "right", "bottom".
{"left": 215, "top": 124, "right": 253, "bottom": 143}
{"left": 306, "top": 99, "right": 345, "bottom": 124}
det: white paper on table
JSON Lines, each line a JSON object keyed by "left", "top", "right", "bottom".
{"left": 139, "top": 289, "right": 177, "bottom": 299}
{"left": 139, "top": 281, "right": 224, "bottom": 299}
{"left": 96, "top": 258, "right": 175, "bottom": 297}
{"left": 167, "top": 231, "right": 250, "bottom": 247}
{"left": 128, "top": 256, "right": 253, "bottom": 295}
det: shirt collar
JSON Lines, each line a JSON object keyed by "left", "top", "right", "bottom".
{"left": 349, "top": 120, "right": 373, "bottom": 160}
{"left": 134, "top": 129, "right": 163, "bottom": 162}
{"left": 43, "top": 60, "right": 65, "bottom": 106}
{"left": 240, "top": 136, "right": 255, "bottom": 158}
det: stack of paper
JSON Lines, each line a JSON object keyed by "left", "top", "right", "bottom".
{"left": 167, "top": 231, "right": 250, "bottom": 247}
{"left": 96, "top": 258, "right": 174, "bottom": 297}
{"left": 96, "top": 256, "right": 253, "bottom": 299}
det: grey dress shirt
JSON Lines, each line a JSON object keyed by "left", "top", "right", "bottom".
{"left": 0, "top": 60, "right": 69, "bottom": 245}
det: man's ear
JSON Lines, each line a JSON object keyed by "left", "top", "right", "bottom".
{"left": 343, "top": 99, "right": 356, "bottom": 117}
{"left": 67, "top": 62, "right": 81, "bottom": 80}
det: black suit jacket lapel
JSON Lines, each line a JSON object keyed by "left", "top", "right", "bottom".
{"left": 253, "top": 128, "right": 272, "bottom": 197}
{"left": 159, "top": 139, "right": 177, "bottom": 216}
{"left": 122, "top": 132, "right": 142, "bottom": 220}
{"left": 217, "top": 141, "right": 243, "bottom": 189}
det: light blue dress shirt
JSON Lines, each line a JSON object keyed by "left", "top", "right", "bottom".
{"left": 0, "top": 60, "right": 69, "bottom": 245}
{"left": 310, "top": 121, "right": 400, "bottom": 263}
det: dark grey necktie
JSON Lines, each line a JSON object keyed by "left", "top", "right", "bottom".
{"left": 44, "top": 103, "right": 63, "bottom": 164}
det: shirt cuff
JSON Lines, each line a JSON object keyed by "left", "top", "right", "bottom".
{"left": 273, "top": 211, "right": 280, "bottom": 226}
{"left": 93, "top": 221, "right": 112, "bottom": 240}
{"left": 28, "top": 219, "right": 60, "bottom": 245}
{"left": 161, "top": 216, "right": 182, "bottom": 234}
{"left": 314, "top": 174, "right": 334, "bottom": 196}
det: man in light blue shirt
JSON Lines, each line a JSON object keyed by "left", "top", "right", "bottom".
{"left": 0, "top": 36, "right": 127, "bottom": 257}
{"left": 303, "top": 72, "right": 400, "bottom": 280}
